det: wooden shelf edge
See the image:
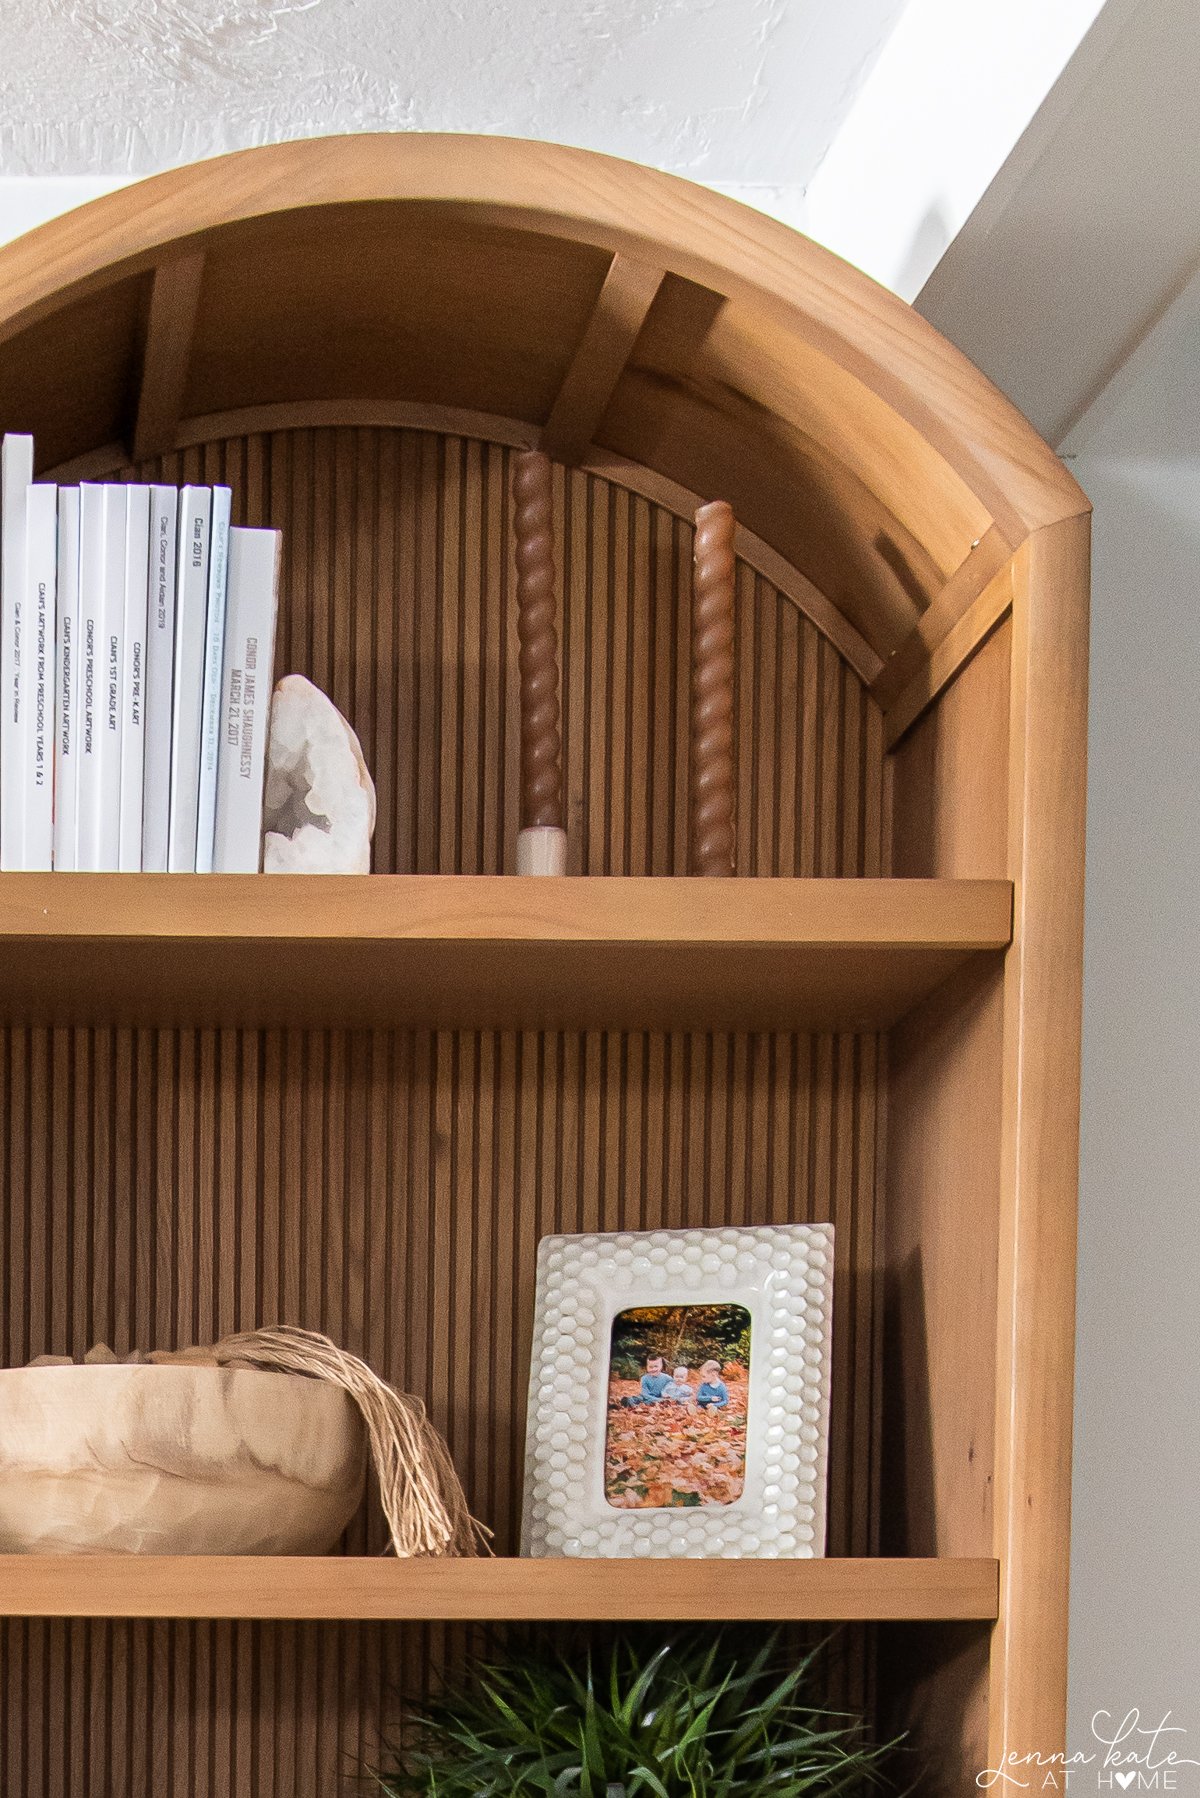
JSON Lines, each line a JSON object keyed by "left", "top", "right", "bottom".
{"left": 0, "top": 874, "right": 1011, "bottom": 1032}
{"left": 0, "top": 1555, "right": 999, "bottom": 1622}
{"left": 0, "top": 873, "right": 1013, "bottom": 949}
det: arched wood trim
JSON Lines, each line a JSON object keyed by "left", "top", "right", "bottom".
{"left": 0, "top": 135, "right": 1086, "bottom": 548}
{"left": 43, "top": 400, "right": 885, "bottom": 685}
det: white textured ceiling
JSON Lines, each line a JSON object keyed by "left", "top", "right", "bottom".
{"left": 0, "top": 0, "right": 907, "bottom": 183}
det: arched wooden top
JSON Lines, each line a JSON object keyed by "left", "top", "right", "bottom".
{"left": 0, "top": 133, "right": 1086, "bottom": 669}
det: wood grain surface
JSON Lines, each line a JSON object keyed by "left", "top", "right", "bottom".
{"left": 0, "top": 1556, "right": 999, "bottom": 1622}
{"left": 988, "top": 517, "right": 1089, "bottom": 1776}
{"left": 0, "top": 873, "right": 1011, "bottom": 1031}
{"left": 883, "top": 623, "right": 1013, "bottom": 1789}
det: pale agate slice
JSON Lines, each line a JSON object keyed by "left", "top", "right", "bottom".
{"left": 262, "top": 674, "right": 376, "bottom": 874}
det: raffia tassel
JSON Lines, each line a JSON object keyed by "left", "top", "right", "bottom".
{"left": 213, "top": 1326, "right": 489, "bottom": 1559}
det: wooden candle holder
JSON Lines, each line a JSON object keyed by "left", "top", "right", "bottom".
{"left": 689, "top": 499, "right": 737, "bottom": 876}
{"left": 512, "top": 449, "right": 566, "bottom": 874}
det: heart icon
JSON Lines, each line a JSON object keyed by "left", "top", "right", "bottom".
{"left": 1115, "top": 1774, "right": 1136, "bottom": 1790}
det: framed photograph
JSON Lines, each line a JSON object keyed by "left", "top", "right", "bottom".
{"left": 521, "top": 1223, "right": 834, "bottom": 1558}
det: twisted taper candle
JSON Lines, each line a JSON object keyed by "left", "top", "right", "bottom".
{"left": 690, "top": 499, "right": 736, "bottom": 876}
{"left": 512, "top": 450, "right": 564, "bottom": 837}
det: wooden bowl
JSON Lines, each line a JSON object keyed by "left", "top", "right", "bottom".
{"left": 0, "top": 1366, "right": 367, "bottom": 1555}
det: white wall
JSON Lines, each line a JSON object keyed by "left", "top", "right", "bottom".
{"left": 0, "top": 175, "right": 131, "bottom": 243}
{"left": 800, "top": 0, "right": 1107, "bottom": 298}
{"left": 0, "top": 0, "right": 906, "bottom": 196}
{"left": 919, "top": 0, "right": 1200, "bottom": 450}
{"left": 0, "top": 0, "right": 898, "bottom": 253}
{"left": 1067, "top": 328, "right": 1200, "bottom": 1745}
{"left": 0, "top": 0, "right": 1112, "bottom": 283}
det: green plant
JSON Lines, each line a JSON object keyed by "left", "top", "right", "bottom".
{"left": 370, "top": 1629, "right": 903, "bottom": 1797}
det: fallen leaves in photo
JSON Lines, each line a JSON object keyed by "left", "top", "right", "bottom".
{"left": 604, "top": 1376, "right": 749, "bottom": 1509}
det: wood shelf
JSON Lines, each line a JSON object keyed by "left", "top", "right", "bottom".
{"left": 0, "top": 874, "right": 1010, "bottom": 1032}
{"left": 0, "top": 1556, "right": 999, "bottom": 1622}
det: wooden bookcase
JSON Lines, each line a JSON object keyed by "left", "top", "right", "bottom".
{"left": 0, "top": 135, "right": 1088, "bottom": 1795}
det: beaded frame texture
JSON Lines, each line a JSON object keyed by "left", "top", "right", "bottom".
{"left": 521, "top": 1223, "right": 834, "bottom": 1558}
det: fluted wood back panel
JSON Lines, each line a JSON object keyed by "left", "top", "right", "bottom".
{"left": 132, "top": 429, "right": 884, "bottom": 879}
{"left": 0, "top": 427, "right": 887, "bottom": 1795}
{"left": 1, "top": 1028, "right": 882, "bottom": 1795}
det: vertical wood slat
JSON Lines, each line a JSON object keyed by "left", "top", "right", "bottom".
{"left": 0, "top": 425, "right": 886, "bottom": 1795}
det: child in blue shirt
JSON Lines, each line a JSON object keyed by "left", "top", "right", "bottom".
{"left": 696, "top": 1359, "right": 729, "bottom": 1409}
{"left": 620, "top": 1354, "right": 673, "bottom": 1406}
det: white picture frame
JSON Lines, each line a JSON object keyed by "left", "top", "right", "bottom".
{"left": 521, "top": 1222, "right": 834, "bottom": 1559}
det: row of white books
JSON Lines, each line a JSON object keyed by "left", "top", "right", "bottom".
{"left": 0, "top": 434, "right": 281, "bottom": 872}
